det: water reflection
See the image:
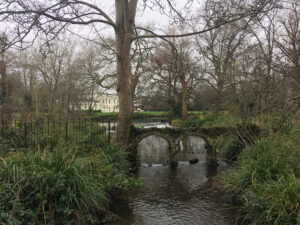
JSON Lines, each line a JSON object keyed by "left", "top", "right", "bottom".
{"left": 138, "top": 135, "right": 169, "bottom": 164}
{"left": 110, "top": 135, "right": 233, "bottom": 225}
{"left": 177, "top": 136, "right": 207, "bottom": 162}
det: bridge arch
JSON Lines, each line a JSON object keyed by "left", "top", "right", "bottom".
{"left": 129, "top": 127, "right": 218, "bottom": 166}
{"left": 134, "top": 132, "right": 173, "bottom": 151}
{"left": 137, "top": 134, "right": 171, "bottom": 164}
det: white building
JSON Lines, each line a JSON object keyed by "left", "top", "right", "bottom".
{"left": 80, "top": 93, "right": 119, "bottom": 112}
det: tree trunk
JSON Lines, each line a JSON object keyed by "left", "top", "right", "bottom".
{"left": 114, "top": 31, "right": 132, "bottom": 144}
{"left": 130, "top": 75, "right": 139, "bottom": 106}
{"left": 0, "top": 53, "right": 6, "bottom": 106}
{"left": 213, "top": 90, "right": 221, "bottom": 116}
{"left": 113, "top": 0, "right": 137, "bottom": 145}
{"left": 180, "top": 76, "right": 188, "bottom": 120}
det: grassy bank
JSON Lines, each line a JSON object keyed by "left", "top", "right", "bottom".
{"left": 223, "top": 124, "right": 300, "bottom": 225}
{"left": 174, "top": 113, "right": 300, "bottom": 224}
{"left": 94, "top": 111, "right": 203, "bottom": 117}
{"left": 0, "top": 135, "right": 140, "bottom": 224}
{"left": 171, "top": 113, "right": 241, "bottom": 128}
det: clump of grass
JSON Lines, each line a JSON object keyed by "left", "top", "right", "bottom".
{"left": 0, "top": 143, "right": 140, "bottom": 225}
{"left": 224, "top": 124, "right": 300, "bottom": 225}
{"left": 243, "top": 175, "right": 300, "bottom": 225}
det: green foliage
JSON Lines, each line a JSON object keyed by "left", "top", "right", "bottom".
{"left": 0, "top": 137, "right": 13, "bottom": 156}
{"left": 216, "top": 135, "right": 244, "bottom": 162}
{"left": 0, "top": 142, "right": 140, "bottom": 225}
{"left": 96, "top": 145, "right": 142, "bottom": 194}
{"left": 175, "top": 113, "right": 241, "bottom": 128}
{"left": 171, "top": 119, "right": 184, "bottom": 127}
{"left": 224, "top": 124, "right": 300, "bottom": 225}
{"left": 243, "top": 175, "right": 300, "bottom": 225}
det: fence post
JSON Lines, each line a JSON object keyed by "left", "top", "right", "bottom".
{"left": 108, "top": 121, "right": 111, "bottom": 142}
{"left": 47, "top": 119, "right": 50, "bottom": 136}
{"left": 72, "top": 119, "right": 74, "bottom": 140}
{"left": 79, "top": 118, "right": 81, "bottom": 138}
{"left": 65, "top": 120, "right": 68, "bottom": 140}
{"left": 1, "top": 120, "right": 3, "bottom": 137}
{"left": 24, "top": 122, "right": 27, "bottom": 147}
{"left": 53, "top": 120, "right": 56, "bottom": 141}
{"left": 90, "top": 119, "right": 93, "bottom": 143}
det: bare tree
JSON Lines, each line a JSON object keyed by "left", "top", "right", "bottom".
{"left": 13, "top": 47, "right": 40, "bottom": 120}
{"left": 0, "top": 33, "right": 14, "bottom": 122}
{"left": 0, "top": 0, "right": 279, "bottom": 144}
{"left": 195, "top": 19, "right": 249, "bottom": 115}
{"left": 154, "top": 30, "right": 201, "bottom": 119}
{"left": 277, "top": 3, "right": 300, "bottom": 99}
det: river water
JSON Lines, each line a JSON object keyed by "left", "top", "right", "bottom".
{"left": 110, "top": 130, "right": 234, "bottom": 225}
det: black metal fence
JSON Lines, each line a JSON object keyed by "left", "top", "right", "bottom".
{"left": 0, "top": 118, "right": 117, "bottom": 148}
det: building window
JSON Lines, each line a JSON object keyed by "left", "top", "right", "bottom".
{"left": 85, "top": 104, "right": 87, "bottom": 109}
{"left": 109, "top": 99, "right": 111, "bottom": 104}
{"left": 103, "top": 99, "right": 105, "bottom": 104}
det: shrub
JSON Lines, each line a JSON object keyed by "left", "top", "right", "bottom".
{"left": 171, "top": 119, "right": 184, "bottom": 127}
{"left": 242, "top": 175, "right": 300, "bottom": 225}
{"left": 0, "top": 137, "right": 14, "bottom": 156}
{"left": 224, "top": 125, "right": 300, "bottom": 225}
{"left": 0, "top": 143, "right": 140, "bottom": 225}
{"left": 183, "top": 114, "right": 203, "bottom": 127}
{"left": 229, "top": 139, "right": 293, "bottom": 190}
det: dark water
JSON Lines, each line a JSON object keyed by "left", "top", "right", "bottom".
{"left": 110, "top": 135, "right": 234, "bottom": 225}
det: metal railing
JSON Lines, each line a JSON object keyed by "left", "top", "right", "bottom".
{"left": 0, "top": 118, "right": 117, "bottom": 148}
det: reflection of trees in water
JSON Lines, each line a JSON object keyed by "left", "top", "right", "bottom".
{"left": 113, "top": 135, "right": 229, "bottom": 225}
{"left": 139, "top": 166, "right": 196, "bottom": 201}
{"left": 205, "top": 165, "right": 218, "bottom": 189}
{"left": 178, "top": 136, "right": 206, "bottom": 154}
{"left": 138, "top": 135, "right": 169, "bottom": 164}
{"left": 177, "top": 136, "right": 207, "bottom": 162}
{"left": 137, "top": 135, "right": 219, "bottom": 200}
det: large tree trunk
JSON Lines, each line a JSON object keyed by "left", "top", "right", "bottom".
{"left": 113, "top": 0, "right": 137, "bottom": 145}
{"left": 130, "top": 75, "right": 139, "bottom": 106}
{"left": 180, "top": 76, "right": 188, "bottom": 120}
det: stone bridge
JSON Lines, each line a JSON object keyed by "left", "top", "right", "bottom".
{"left": 128, "top": 125, "right": 258, "bottom": 166}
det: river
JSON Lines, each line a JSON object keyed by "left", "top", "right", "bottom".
{"left": 109, "top": 121, "right": 234, "bottom": 225}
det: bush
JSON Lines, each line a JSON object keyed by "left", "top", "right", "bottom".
{"left": 216, "top": 135, "right": 244, "bottom": 162}
{"left": 224, "top": 125, "right": 300, "bottom": 225}
{"left": 243, "top": 175, "right": 300, "bottom": 225}
{"left": 0, "top": 137, "right": 14, "bottom": 156}
{"left": 0, "top": 143, "right": 140, "bottom": 225}
{"left": 171, "top": 119, "right": 184, "bottom": 127}
{"left": 229, "top": 139, "right": 293, "bottom": 190}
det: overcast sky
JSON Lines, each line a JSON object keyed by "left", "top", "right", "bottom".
{"left": 71, "top": 0, "right": 202, "bottom": 39}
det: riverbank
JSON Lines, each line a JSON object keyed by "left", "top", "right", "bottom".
{"left": 0, "top": 135, "right": 141, "bottom": 224}
{"left": 222, "top": 125, "right": 300, "bottom": 225}
{"left": 92, "top": 111, "right": 202, "bottom": 121}
{"left": 172, "top": 114, "right": 300, "bottom": 225}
